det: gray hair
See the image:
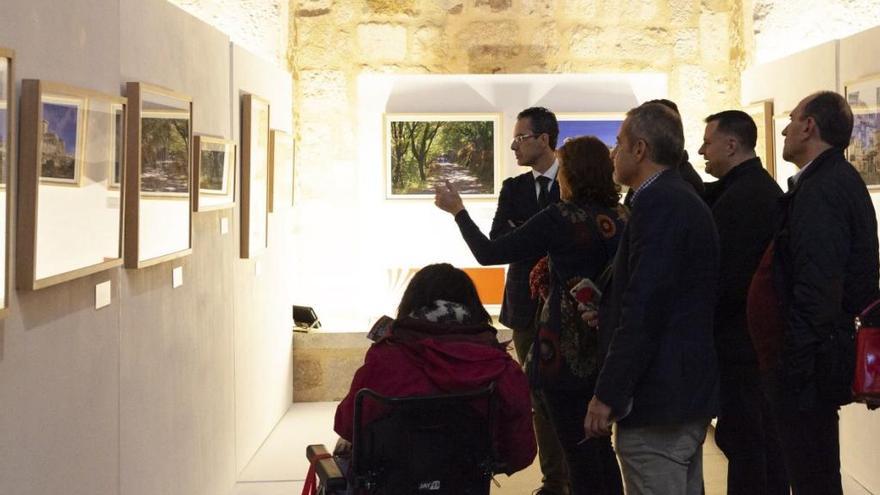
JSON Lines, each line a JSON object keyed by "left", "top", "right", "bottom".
{"left": 625, "top": 103, "right": 685, "bottom": 167}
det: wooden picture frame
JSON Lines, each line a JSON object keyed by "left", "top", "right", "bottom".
{"left": 744, "top": 100, "right": 776, "bottom": 179}
{"left": 384, "top": 113, "right": 502, "bottom": 199}
{"left": 0, "top": 48, "right": 14, "bottom": 314}
{"left": 193, "top": 134, "right": 236, "bottom": 212}
{"left": 772, "top": 110, "right": 800, "bottom": 190}
{"left": 124, "top": 82, "right": 193, "bottom": 268}
{"left": 556, "top": 112, "right": 626, "bottom": 149}
{"left": 268, "top": 129, "right": 292, "bottom": 212}
{"left": 240, "top": 93, "right": 270, "bottom": 259}
{"left": 845, "top": 74, "right": 880, "bottom": 189}
{"left": 108, "top": 103, "right": 125, "bottom": 189}
{"left": 17, "top": 79, "right": 125, "bottom": 290}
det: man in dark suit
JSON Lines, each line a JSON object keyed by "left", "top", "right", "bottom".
{"left": 491, "top": 106, "right": 567, "bottom": 495}
{"left": 622, "top": 99, "right": 704, "bottom": 207}
{"left": 585, "top": 102, "right": 720, "bottom": 495}
{"left": 699, "top": 110, "right": 787, "bottom": 494}
{"left": 750, "top": 92, "right": 879, "bottom": 495}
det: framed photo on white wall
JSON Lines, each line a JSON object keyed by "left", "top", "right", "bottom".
{"left": 384, "top": 113, "right": 502, "bottom": 199}
{"left": 744, "top": 100, "right": 776, "bottom": 179}
{"left": 845, "top": 75, "right": 880, "bottom": 189}
{"left": 556, "top": 112, "right": 625, "bottom": 150}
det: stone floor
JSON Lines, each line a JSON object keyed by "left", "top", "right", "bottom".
{"left": 234, "top": 401, "right": 734, "bottom": 494}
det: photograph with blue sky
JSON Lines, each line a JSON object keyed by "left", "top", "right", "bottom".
{"left": 557, "top": 118, "right": 624, "bottom": 149}
{"left": 42, "top": 102, "right": 79, "bottom": 155}
{"left": 0, "top": 109, "right": 6, "bottom": 144}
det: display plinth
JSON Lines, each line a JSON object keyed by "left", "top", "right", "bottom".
{"left": 292, "top": 325, "right": 514, "bottom": 403}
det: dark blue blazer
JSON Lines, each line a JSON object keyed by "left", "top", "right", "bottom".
{"left": 595, "top": 169, "right": 720, "bottom": 427}
{"left": 490, "top": 171, "right": 560, "bottom": 330}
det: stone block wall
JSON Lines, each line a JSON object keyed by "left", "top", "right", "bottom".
{"left": 289, "top": 0, "right": 744, "bottom": 203}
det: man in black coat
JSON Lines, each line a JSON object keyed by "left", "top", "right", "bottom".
{"left": 752, "top": 91, "right": 879, "bottom": 495}
{"left": 699, "top": 110, "right": 787, "bottom": 494}
{"left": 490, "top": 106, "right": 567, "bottom": 495}
{"left": 585, "top": 102, "right": 719, "bottom": 494}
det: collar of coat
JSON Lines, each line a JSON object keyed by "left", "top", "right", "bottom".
{"left": 784, "top": 147, "right": 845, "bottom": 198}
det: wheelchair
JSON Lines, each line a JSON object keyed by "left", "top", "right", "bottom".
{"left": 306, "top": 383, "right": 502, "bottom": 494}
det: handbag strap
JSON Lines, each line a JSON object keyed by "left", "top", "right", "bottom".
{"left": 860, "top": 298, "right": 880, "bottom": 319}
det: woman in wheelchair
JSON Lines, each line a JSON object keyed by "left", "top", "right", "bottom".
{"left": 331, "top": 263, "right": 537, "bottom": 492}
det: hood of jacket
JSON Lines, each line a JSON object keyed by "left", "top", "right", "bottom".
{"left": 386, "top": 317, "right": 514, "bottom": 392}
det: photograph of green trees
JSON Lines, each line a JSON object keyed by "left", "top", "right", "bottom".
{"left": 387, "top": 114, "right": 498, "bottom": 197}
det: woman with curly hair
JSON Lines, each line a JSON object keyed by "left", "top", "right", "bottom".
{"left": 435, "top": 136, "right": 628, "bottom": 495}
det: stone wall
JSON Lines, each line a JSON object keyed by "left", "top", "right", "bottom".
{"left": 290, "top": 0, "right": 743, "bottom": 199}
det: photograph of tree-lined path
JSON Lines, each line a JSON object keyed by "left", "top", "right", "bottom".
{"left": 388, "top": 117, "right": 497, "bottom": 196}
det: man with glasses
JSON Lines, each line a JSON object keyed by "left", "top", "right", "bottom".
{"left": 495, "top": 106, "right": 567, "bottom": 495}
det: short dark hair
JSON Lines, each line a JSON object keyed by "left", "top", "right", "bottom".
{"left": 517, "top": 107, "right": 560, "bottom": 149}
{"left": 625, "top": 103, "right": 684, "bottom": 167}
{"left": 705, "top": 110, "right": 758, "bottom": 150}
{"left": 557, "top": 136, "right": 620, "bottom": 207}
{"left": 803, "top": 91, "right": 853, "bottom": 149}
{"left": 397, "top": 263, "right": 491, "bottom": 325}
{"left": 644, "top": 98, "right": 680, "bottom": 115}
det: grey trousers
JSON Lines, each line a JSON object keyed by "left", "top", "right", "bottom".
{"left": 615, "top": 419, "right": 710, "bottom": 495}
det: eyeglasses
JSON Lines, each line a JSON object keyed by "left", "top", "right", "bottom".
{"left": 511, "top": 133, "right": 540, "bottom": 146}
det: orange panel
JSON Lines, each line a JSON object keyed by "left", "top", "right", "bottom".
{"left": 462, "top": 267, "right": 506, "bottom": 305}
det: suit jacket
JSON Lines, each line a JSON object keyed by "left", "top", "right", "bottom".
{"left": 623, "top": 151, "right": 704, "bottom": 207}
{"left": 596, "top": 169, "right": 720, "bottom": 427}
{"left": 703, "top": 158, "right": 782, "bottom": 369}
{"left": 490, "top": 171, "right": 560, "bottom": 330}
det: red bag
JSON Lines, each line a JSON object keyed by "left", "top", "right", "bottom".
{"left": 747, "top": 241, "right": 786, "bottom": 372}
{"left": 854, "top": 299, "right": 880, "bottom": 403}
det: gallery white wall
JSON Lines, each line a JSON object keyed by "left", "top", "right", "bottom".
{"left": 741, "top": 25, "right": 880, "bottom": 495}
{"left": 0, "top": 2, "right": 123, "bottom": 494}
{"left": 0, "top": 1, "right": 295, "bottom": 495}
{"left": 289, "top": 73, "right": 666, "bottom": 332}
{"left": 741, "top": 40, "right": 839, "bottom": 190}
{"left": 230, "top": 42, "right": 295, "bottom": 475}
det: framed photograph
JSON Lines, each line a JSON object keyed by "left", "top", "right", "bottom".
{"left": 846, "top": 75, "right": 880, "bottom": 188}
{"left": 39, "top": 94, "right": 85, "bottom": 186}
{"left": 744, "top": 100, "right": 776, "bottom": 178}
{"left": 193, "top": 135, "right": 235, "bottom": 211}
{"left": 140, "top": 109, "right": 190, "bottom": 197}
{"left": 385, "top": 113, "right": 502, "bottom": 199}
{"left": 241, "top": 93, "right": 270, "bottom": 259}
{"left": 269, "top": 129, "right": 293, "bottom": 212}
{"left": 124, "top": 82, "right": 193, "bottom": 269}
{"left": 17, "top": 79, "right": 125, "bottom": 290}
{"left": 0, "top": 48, "right": 13, "bottom": 314}
{"left": 556, "top": 113, "right": 625, "bottom": 149}
{"left": 109, "top": 103, "right": 125, "bottom": 188}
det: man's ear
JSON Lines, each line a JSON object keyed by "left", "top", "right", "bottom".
{"left": 540, "top": 132, "right": 551, "bottom": 149}
{"left": 803, "top": 116, "right": 818, "bottom": 140}
{"left": 633, "top": 138, "right": 648, "bottom": 162}
{"left": 726, "top": 136, "right": 739, "bottom": 156}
